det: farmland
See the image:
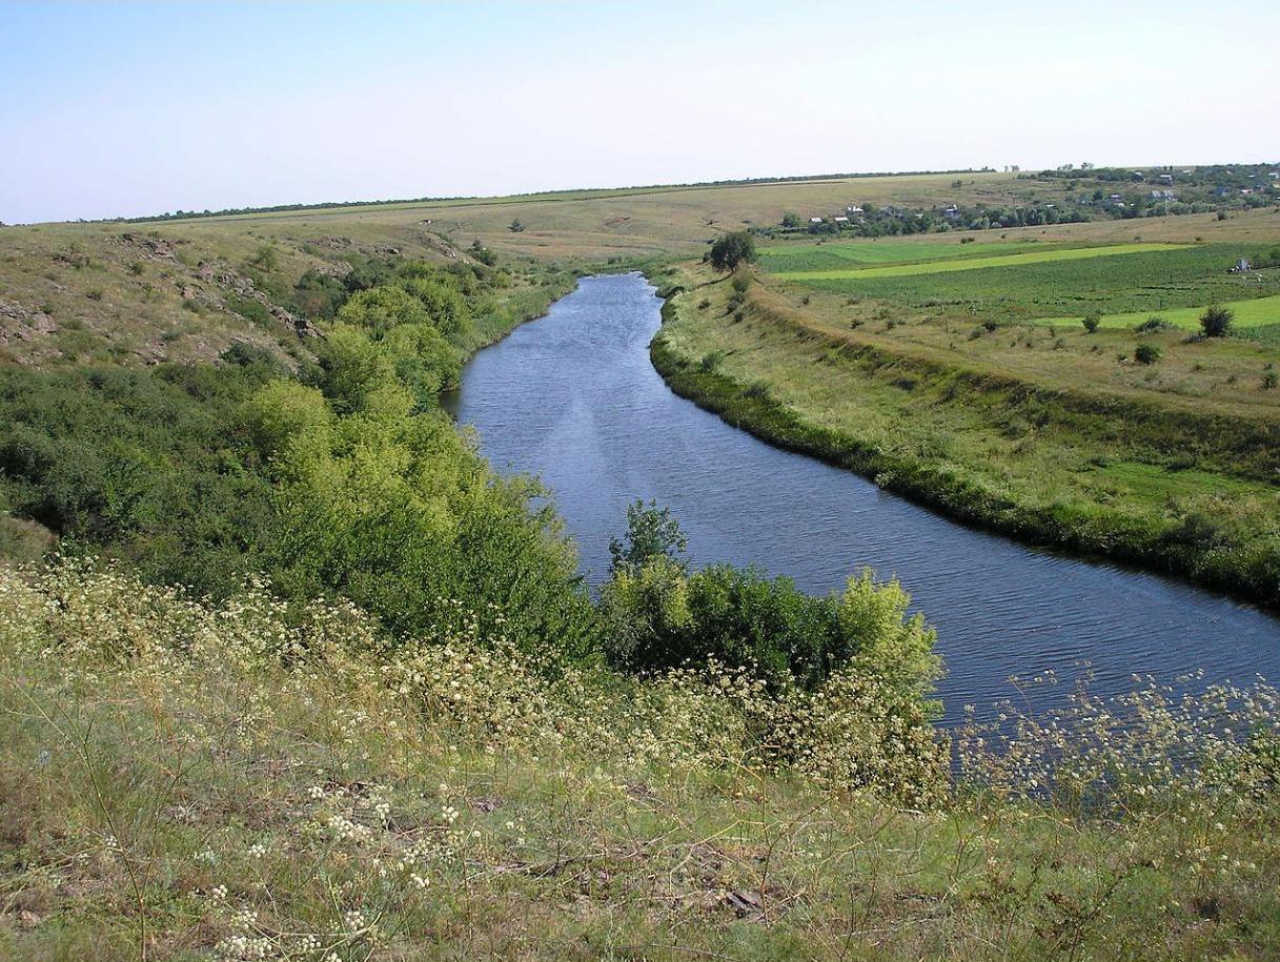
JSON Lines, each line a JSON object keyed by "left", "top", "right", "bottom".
{"left": 765, "top": 242, "right": 1280, "bottom": 322}
{"left": 757, "top": 238, "right": 1066, "bottom": 273}
{"left": 1033, "top": 293, "right": 1280, "bottom": 330}
{"left": 773, "top": 242, "right": 1188, "bottom": 280}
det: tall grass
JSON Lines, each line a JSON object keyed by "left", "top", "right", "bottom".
{"left": 2, "top": 559, "right": 1278, "bottom": 961}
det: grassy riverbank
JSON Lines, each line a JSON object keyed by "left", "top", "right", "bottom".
{"left": 4, "top": 560, "right": 1279, "bottom": 962}
{"left": 652, "top": 263, "right": 1280, "bottom": 607}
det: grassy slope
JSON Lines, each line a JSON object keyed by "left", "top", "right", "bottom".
{"left": 652, "top": 260, "right": 1280, "bottom": 605}
{"left": 3, "top": 563, "right": 1277, "bottom": 962}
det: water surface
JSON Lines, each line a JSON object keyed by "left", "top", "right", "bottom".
{"left": 447, "top": 273, "right": 1280, "bottom": 725}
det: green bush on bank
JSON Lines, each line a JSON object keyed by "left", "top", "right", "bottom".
{"left": 601, "top": 556, "right": 939, "bottom": 698}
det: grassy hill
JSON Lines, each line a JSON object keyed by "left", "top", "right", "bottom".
{"left": 3, "top": 560, "right": 1278, "bottom": 962}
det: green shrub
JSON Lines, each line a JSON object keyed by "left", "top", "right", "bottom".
{"left": 1081, "top": 313, "right": 1100, "bottom": 333}
{"left": 601, "top": 557, "right": 938, "bottom": 696}
{"left": 1200, "top": 304, "right": 1234, "bottom": 337}
{"left": 1134, "top": 342, "right": 1161, "bottom": 365}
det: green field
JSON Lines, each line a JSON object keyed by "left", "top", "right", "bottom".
{"left": 757, "top": 238, "right": 1064, "bottom": 273}
{"left": 774, "top": 242, "right": 1188, "bottom": 280}
{"left": 1033, "top": 293, "right": 1280, "bottom": 330}
{"left": 779, "top": 243, "right": 1280, "bottom": 320}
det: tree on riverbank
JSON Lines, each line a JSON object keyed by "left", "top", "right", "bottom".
{"left": 709, "top": 230, "right": 757, "bottom": 272}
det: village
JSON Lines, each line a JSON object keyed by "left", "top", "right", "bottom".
{"left": 776, "top": 164, "right": 1280, "bottom": 238}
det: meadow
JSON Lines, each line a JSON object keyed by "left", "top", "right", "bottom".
{"left": 3, "top": 558, "right": 1279, "bottom": 962}
{"left": 775, "top": 243, "right": 1280, "bottom": 321}
{"left": 774, "top": 242, "right": 1188, "bottom": 281}
{"left": 756, "top": 238, "right": 1064, "bottom": 273}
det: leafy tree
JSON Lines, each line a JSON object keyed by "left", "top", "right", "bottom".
{"left": 781, "top": 212, "right": 802, "bottom": 229}
{"left": 608, "top": 499, "right": 688, "bottom": 574}
{"left": 709, "top": 231, "right": 757, "bottom": 272}
{"left": 394, "top": 266, "right": 473, "bottom": 341}
{"left": 1082, "top": 313, "right": 1101, "bottom": 333}
{"left": 337, "top": 286, "right": 430, "bottom": 335}
{"left": 1200, "top": 304, "right": 1234, "bottom": 338}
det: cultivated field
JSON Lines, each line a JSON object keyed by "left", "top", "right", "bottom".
{"left": 764, "top": 242, "right": 1280, "bottom": 322}
{"left": 1033, "top": 294, "right": 1280, "bottom": 330}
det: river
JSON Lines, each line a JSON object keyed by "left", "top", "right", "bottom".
{"left": 445, "top": 272, "right": 1280, "bottom": 725}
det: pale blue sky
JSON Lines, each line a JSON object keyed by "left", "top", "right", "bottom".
{"left": 1, "top": 0, "right": 1277, "bottom": 223}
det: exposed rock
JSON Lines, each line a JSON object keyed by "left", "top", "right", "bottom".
{"left": 0, "top": 299, "right": 58, "bottom": 341}
{"left": 271, "top": 304, "right": 321, "bottom": 338}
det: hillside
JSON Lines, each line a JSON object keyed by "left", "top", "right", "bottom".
{"left": 3, "top": 560, "right": 1278, "bottom": 962}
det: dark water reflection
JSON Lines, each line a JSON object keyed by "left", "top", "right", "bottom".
{"left": 445, "top": 273, "right": 1280, "bottom": 726}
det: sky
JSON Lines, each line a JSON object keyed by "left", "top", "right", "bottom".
{"left": 1, "top": 0, "right": 1277, "bottom": 224}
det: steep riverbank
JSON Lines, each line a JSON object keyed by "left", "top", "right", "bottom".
{"left": 650, "top": 269, "right": 1280, "bottom": 610}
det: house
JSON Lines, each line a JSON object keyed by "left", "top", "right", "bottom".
{"left": 846, "top": 205, "right": 864, "bottom": 214}
{"left": 834, "top": 215, "right": 849, "bottom": 224}
{"left": 1232, "top": 258, "right": 1252, "bottom": 272}
{"left": 1270, "top": 171, "right": 1279, "bottom": 179}
{"left": 942, "top": 205, "right": 961, "bottom": 220}
{"left": 1150, "top": 190, "right": 1176, "bottom": 201}
{"left": 1158, "top": 173, "right": 1174, "bottom": 185}
{"left": 809, "top": 216, "right": 824, "bottom": 224}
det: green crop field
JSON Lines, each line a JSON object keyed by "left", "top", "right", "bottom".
{"left": 1032, "top": 293, "right": 1280, "bottom": 330}
{"left": 779, "top": 243, "right": 1280, "bottom": 320}
{"left": 757, "top": 238, "right": 1064, "bottom": 273}
{"left": 773, "top": 242, "right": 1188, "bottom": 281}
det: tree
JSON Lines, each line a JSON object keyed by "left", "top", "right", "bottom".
{"left": 1082, "top": 313, "right": 1100, "bottom": 333}
{"left": 781, "top": 212, "right": 802, "bottom": 229}
{"left": 1200, "top": 304, "right": 1233, "bottom": 338}
{"left": 608, "top": 499, "right": 688, "bottom": 574}
{"left": 509, "top": 219, "right": 525, "bottom": 233}
{"left": 709, "top": 231, "right": 757, "bottom": 272}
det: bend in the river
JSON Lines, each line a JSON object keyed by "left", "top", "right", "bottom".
{"left": 445, "top": 272, "right": 1280, "bottom": 726}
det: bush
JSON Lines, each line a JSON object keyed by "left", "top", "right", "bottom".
{"left": 1200, "top": 304, "right": 1234, "bottom": 337}
{"left": 1081, "top": 313, "right": 1101, "bottom": 333}
{"left": 1134, "top": 342, "right": 1161, "bottom": 365}
{"left": 1134, "top": 315, "right": 1174, "bottom": 332}
{"left": 601, "top": 557, "right": 939, "bottom": 696}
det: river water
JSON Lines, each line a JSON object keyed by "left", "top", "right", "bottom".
{"left": 446, "top": 273, "right": 1280, "bottom": 725}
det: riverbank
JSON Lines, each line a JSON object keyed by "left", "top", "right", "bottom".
{"left": 651, "top": 266, "right": 1280, "bottom": 609}
{"left": 5, "top": 560, "right": 1279, "bottom": 962}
